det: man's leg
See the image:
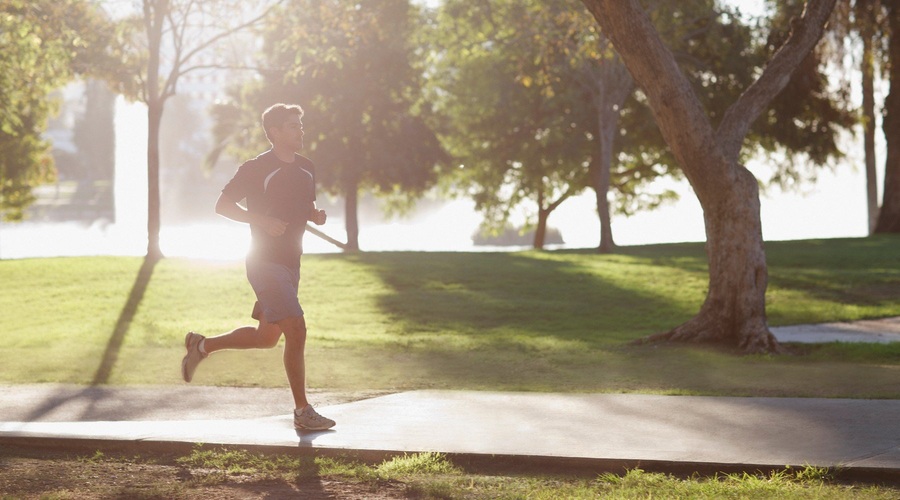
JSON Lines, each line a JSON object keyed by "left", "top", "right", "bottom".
{"left": 182, "top": 311, "right": 281, "bottom": 383}
{"left": 278, "top": 316, "right": 308, "bottom": 409}
{"left": 281, "top": 315, "right": 335, "bottom": 430}
{"left": 203, "top": 317, "right": 282, "bottom": 353}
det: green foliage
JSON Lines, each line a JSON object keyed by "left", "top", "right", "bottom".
{"left": 431, "top": 0, "right": 597, "bottom": 237}
{"left": 748, "top": 1, "right": 857, "bottom": 189}
{"left": 212, "top": 0, "right": 449, "bottom": 246}
{"left": 429, "top": 0, "right": 773, "bottom": 241}
{"left": 0, "top": 0, "right": 115, "bottom": 221}
{"left": 0, "top": 237, "right": 898, "bottom": 397}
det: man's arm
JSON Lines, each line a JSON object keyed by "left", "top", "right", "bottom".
{"left": 215, "top": 192, "right": 287, "bottom": 237}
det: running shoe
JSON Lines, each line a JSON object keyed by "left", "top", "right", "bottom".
{"left": 294, "top": 404, "right": 336, "bottom": 430}
{"left": 181, "top": 331, "right": 207, "bottom": 383}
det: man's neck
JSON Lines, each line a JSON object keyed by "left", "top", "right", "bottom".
{"left": 271, "top": 145, "right": 296, "bottom": 163}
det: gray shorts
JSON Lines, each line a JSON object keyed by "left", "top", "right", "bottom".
{"left": 246, "top": 260, "right": 303, "bottom": 323}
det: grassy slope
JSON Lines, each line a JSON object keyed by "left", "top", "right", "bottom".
{"left": 1, "top": 235, "right": 897, "bottom": 397}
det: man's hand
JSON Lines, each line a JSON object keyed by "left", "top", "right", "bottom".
{"left": 310, "top": 208, "right": 327, "bottom": 225}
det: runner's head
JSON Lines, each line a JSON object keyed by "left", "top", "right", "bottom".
{"left": 262, "top": 103, "right": 304, "bottom": 144}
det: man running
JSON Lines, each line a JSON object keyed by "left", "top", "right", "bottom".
{"left": 181, "top": 103, "right": 335, "bottom": 431}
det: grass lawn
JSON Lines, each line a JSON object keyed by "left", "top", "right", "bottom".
{"left": 1, "top": 235, "right": 898, "bottom": 397}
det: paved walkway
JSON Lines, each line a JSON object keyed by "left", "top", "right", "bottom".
{"left": 772, "top": 316, "right": 900, "bottom": 344}
{"left": 1, "top": 318, "right": 898, "bottom": 479}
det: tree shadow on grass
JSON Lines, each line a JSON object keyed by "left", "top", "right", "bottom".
{"left": 764, "top": 237, "right": 900, "bottom": 312}
{"left": 21, "top": 257, "right": 158, "bottom": 421}
{"left": 342, "top": 251, "right": 698, "bottom": 347}
{"left": 92, "top": 256, "right": 158, "bottom": 385}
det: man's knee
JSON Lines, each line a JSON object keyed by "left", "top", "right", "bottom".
{"left": 278, "top": 316, "right": 307, "bottom": 342}
{"left": 257, "top": 322, "right": 281, "bottom": 348}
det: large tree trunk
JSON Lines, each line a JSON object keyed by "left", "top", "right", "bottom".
{"left": 875, "top": 1, "right": 900, "bottom": 233}
{"left": 644, "top": 166, "right": 780, "bottom": 353}
{"left": 581, "top": 0, "right": 836, "bottom": 353}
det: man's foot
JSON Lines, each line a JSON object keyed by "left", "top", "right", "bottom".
{"left": 181, "top": 331, "right": 207, "bottom": 383}
{"left": 294, "top": 405, "right": 336, "bottom": 431}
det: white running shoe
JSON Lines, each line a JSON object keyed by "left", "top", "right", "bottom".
{"left": 294, "top": 404, "right": 336, "bottom": 430}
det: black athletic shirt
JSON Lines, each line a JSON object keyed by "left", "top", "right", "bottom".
{"left": 221, "top": 150, "right": 317, "bottom": 268}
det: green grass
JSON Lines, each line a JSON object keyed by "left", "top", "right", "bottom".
{"left": 1, "top": 235, "right": 898, "bottom": 397}
{"left": 174, "top": 448, "right": 900, "bottom": 499}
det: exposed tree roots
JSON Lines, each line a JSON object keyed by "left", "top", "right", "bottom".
{"left": 633, "top": 313, "right": 784, "bottom": 355}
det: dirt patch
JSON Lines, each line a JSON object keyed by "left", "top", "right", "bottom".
{"left": 0, "top": 446, "right": 409, "bottom": 499}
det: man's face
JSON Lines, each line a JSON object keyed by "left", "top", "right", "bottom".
{"left": 273, "top": 114, "right": 304, "bottom": 152}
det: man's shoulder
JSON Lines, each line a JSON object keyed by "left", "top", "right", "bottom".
{"left": 295, "top": 154, "right": 315, "bottom": 170}
{"left": 234, "top": 151, "right": 284, "bottom": 179}
{"left": 241, "top": 150, "right": 277, "bottom": 168}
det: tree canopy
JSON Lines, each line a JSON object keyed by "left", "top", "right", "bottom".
{"left": 429, "top": 0, "right": 836, "bottom": 251}
{"left": 212, "top": 0, "right": 449, "bottom": 251}
{"left": 0, "top": 0, "right": 115, "bottom": 221}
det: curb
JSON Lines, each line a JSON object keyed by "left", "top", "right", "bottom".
{"left": 3, "top": 434, "right": 899, "bottom": 485}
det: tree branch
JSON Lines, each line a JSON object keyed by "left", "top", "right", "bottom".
{"left": 580, "top": 0, "right": 725, "bottom": 194}
{"left": 716, "top": 0, "right": 837, "bottom": 159}
{"left": 160, "top": 0, "right": 285, "bottom": 100}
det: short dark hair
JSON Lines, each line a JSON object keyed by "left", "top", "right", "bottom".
{"left": 261, "top": 103, "right": 304, "bottom": 140}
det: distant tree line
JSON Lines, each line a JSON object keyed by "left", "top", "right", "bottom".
{"left": 3, "top": 0, "right": 898, "bottom": 237}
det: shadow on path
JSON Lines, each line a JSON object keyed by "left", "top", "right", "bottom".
{"left": 92, "top": 256, "right": 158, "bottom": 385}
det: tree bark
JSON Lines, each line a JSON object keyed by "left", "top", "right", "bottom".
{"left": 651, "top": 166, "right": 779, "bottom": 353}
{"left": 590, "top": 136, "right": 615, "bottom": 254}
{"left": 534, "top": 188, "right": 548, "bottom": 250}
{"left": 146, "top": 100, "right": 163, "bottom": 262}
{"left": 581, "top": 0, "right": 836, "bottom": 353}
{"left": 144, "top": 0, "right": 166, "bottom": 262}
{"left": 584, "top": 41, "right": 632, "bottom": 254}
{"left": 860, "top": 10, "right": 879, "bottom": 234}
{"left": 875, "top": 0, "right": 900, "bottom": 233}
{"left": 593, "top": 108, "right": 616, "bottom": 254}
{"left": 534, "top": 209, "right": 549, "bottom": 250}
{"left": 343, "top": 178, "right": 360, "bottom": 252}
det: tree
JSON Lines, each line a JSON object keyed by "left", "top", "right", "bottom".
{"left": 580, "top": 0, "right": 837, "bottom": 353}
{"left": 0, "top": 0, "right": 114, "bottom": 221}
{"left": 852, "top": 0, "right": 888, "bottom": 233}
{"left": 216, "top": 0, "right": 448, "bottom": 252}
{"left": 433, "top": 0, "right": 811, "bottom": 252}
{"left": 112, "top": 0, "right": 279, "bottom": 260}
{"left": 432, "top": 0, "right": 594, "bottom": 249}
{"left": 874, "top": 0, "right": 900, "bottom": 232}
{"left": 72, "top": 80, "right": 116, "bottom": 183}
{"left": 750, "top": 0, "right": 896, "bottom": 235}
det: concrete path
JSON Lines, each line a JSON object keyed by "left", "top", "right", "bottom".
{"left": 1, "top": 317, "right": 898, "bottom": 479}
{"left": 1, "top": 387, "right": 899, "bottom": 478}
{"left": 771, "top": 316, "right": 900, "bottom": 344}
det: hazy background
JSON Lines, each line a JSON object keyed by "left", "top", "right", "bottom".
{"left": 0, "top": 0, "right": 885, "bottom": 260}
